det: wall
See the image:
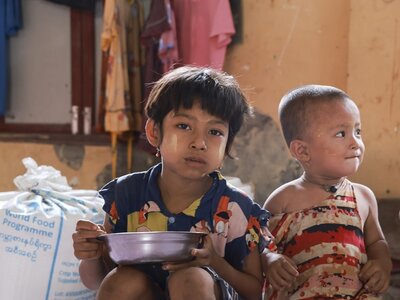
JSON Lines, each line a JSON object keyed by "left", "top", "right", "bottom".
{"left": 347, "top": 1, "right": 400, "bottom": 197}
{"left": 0, "top": 0, "right": 399, "bottom": 200}
{"left": 225, "top": 0, "right": 400, "bottom": 198}
{"left": 0, "top": 141, "right": 110, "bottom": 191}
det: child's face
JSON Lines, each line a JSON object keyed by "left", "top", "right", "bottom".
{"left": 159, "top": 102, "right": 228, "bottom": 179}
{"left": 303, "top": 99, "right": 365, "bottom": 178}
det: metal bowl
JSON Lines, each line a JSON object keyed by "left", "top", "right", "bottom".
{"left": 97, "top": 231, "right": 206, "bottom": 265}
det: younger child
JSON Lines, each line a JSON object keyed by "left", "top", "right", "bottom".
{"left": 72, "top": 66, "right": 270, "bottom": 300}
{"left": 262, "top": 85, "right": 392, "bottom": 299}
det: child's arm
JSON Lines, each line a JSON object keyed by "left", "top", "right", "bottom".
{"left": 261, "top": 186, "right": 299, "bottom": 291}
{"left": 163, "top": 235, "right": 264, "bottom": 300}
{"left": 261, "top": 250, "right": 299, "bottom": 291}
{"left": 72, "top": 215, "right": 114, "bottom": 290}
{"left": 356, "top": 185, "right": 392, "bottom": 294}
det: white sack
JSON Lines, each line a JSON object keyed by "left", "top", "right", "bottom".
{"left": 0, "top": 158, "right": 104, "bottom": 300}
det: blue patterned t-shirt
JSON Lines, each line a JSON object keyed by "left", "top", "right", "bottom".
{"left": 100, "top": 163, "right": 271, "bottom": 271}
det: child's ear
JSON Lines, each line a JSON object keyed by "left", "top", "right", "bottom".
{"left": 145, "top": 119, "right": 160, "bottom": 147}
{"left": 289, "top": 139, "right": 310, "bottom": 162}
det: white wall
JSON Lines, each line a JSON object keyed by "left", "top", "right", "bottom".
{"left": 7, "top": 0, "right": 71, "bottom": 124}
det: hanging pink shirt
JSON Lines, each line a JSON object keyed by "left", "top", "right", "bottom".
{"left": 172, "top": 0, "right": 235, "bottom": 70}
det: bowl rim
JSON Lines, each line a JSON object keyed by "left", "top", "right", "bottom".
{"left": 97, "top": 231, "right": 207, "bottom": 241}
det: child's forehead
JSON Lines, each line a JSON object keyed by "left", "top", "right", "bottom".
{"left": 168, "top": 105, "right": 227, "bottom": 125}
{"left": 308, "top": 99, "right": 360, "bottom": 125}
{"left": 308, "top": 97, "right": 356, "bottom": 114}
{"left": 174, "top": 102, "right": 223, "bottom": 117}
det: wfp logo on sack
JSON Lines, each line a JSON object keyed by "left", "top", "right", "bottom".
{"left": 1, "top": 209, "right": 55, "bottom": 262}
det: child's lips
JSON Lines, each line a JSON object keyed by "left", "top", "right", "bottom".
{"left": 346, "top": 152, "right": 362, "bottom": 159}
{"left": 185, "top": 157, "right": 206, "bottom": 164}
{"left": 346, "top": 155, "right": 360, "bottom": 160}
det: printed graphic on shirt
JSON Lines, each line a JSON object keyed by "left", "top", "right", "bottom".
{"left": 128, "top": 201, "right": 166, "bottom": 232}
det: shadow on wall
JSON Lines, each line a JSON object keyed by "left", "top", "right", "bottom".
{"left": 223, "top": 109, "right": 302, "bottom": 205}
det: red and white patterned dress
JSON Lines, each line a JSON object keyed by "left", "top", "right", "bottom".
{"left": 265, "top": 179, "right": 381, "bottom": 299}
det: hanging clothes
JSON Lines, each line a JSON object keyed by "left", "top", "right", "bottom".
{"left": 101, "top": 0, "right": 153, "bottom": 176}
{"left": 134, "top": 0, "right": 171, "bottom": 155}
{"left": 126, "top": 0, "right": 145, "bottom": 133}
{"left": 172, "top": 0, "right": 235, "bottom": 70}
{"left": 98, "top": 0, "right": 145, "bottom": 134}
{"left": 158, "top": 0, "right": 179, "bottom": 73}
{"left": 0, "top": 0, "right": 22, "bottom": 116}
{"left": 101, "top": 0, "right": 133, "bottom": 133}
{"left": 140, "top": 0, "right": 170, "bottom": 99}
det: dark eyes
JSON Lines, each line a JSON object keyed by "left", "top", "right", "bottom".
{"left": 209, "top": 129, "right": 224, "bottom": 136}
{"left": 335, "top": 129, "right": 362, "bottom": 137}
{"left": 336, "top": 131, "right": 346, "bottom": 137}
{"left": 177, "top": 123, "right": 189, "bottom": 130}
{"left": 176, "top": 124, "right": 224, "bottom": 136}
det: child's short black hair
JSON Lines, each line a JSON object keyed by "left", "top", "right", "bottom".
{"left": 279, "top": 84, "right": 350, "bottom": 147}
{"left": 145, "top": 66, "right": 252, "bottom": 157}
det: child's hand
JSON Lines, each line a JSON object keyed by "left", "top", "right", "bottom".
{"left": 72, "top": 219, "right": 106, "bottom": 261}
{"left": 162, "top": 235, "right": 217, "bottom": 271}
{"left": 359, "top": 259, "right": 391, "bottom": 294}
{"left": 262, "top": 252, "right": 298, "bottom": 291}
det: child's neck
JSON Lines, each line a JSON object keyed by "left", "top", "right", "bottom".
{"left": 158, "top": 175, "right": 212, "bottom": 214}
{"left": 301, "top": 173, "right": 345, "bottom": 193}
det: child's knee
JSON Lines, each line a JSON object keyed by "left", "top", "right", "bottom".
{"left": 97, "top": 266, "right": 154, "bottom": 299}
{"left": 168, "top": 267, "right": 217, "bottom": 298}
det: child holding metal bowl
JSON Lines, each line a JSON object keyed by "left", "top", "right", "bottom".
{"left": 72, "top": 66, "right": 271, "bottom": 300}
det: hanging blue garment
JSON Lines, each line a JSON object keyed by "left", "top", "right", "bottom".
{"left": 0, "top": 0, "right": 22, "bottom": 116}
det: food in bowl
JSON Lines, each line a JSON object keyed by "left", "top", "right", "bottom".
{"left": 97, "top": 231, "right": 206, "bottom": 265}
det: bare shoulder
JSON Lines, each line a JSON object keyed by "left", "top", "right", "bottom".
{"left": 352, "top": 182, "right": 387, "bottom": 248}
{"left": 263, "top": 179, "right": 301, "bottom": 214}
{"left": 352, "top": 182, "right": 377, "bottom": 205}
{"left": 352, "top": 182, "right": 378, "bottom": 223}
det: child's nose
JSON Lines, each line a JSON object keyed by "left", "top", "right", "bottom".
{"left": 350, "top": 135, "right": 362, "bottom": 149}
{"left": 190, "top": 134, "right": 207, "bottom": 151}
